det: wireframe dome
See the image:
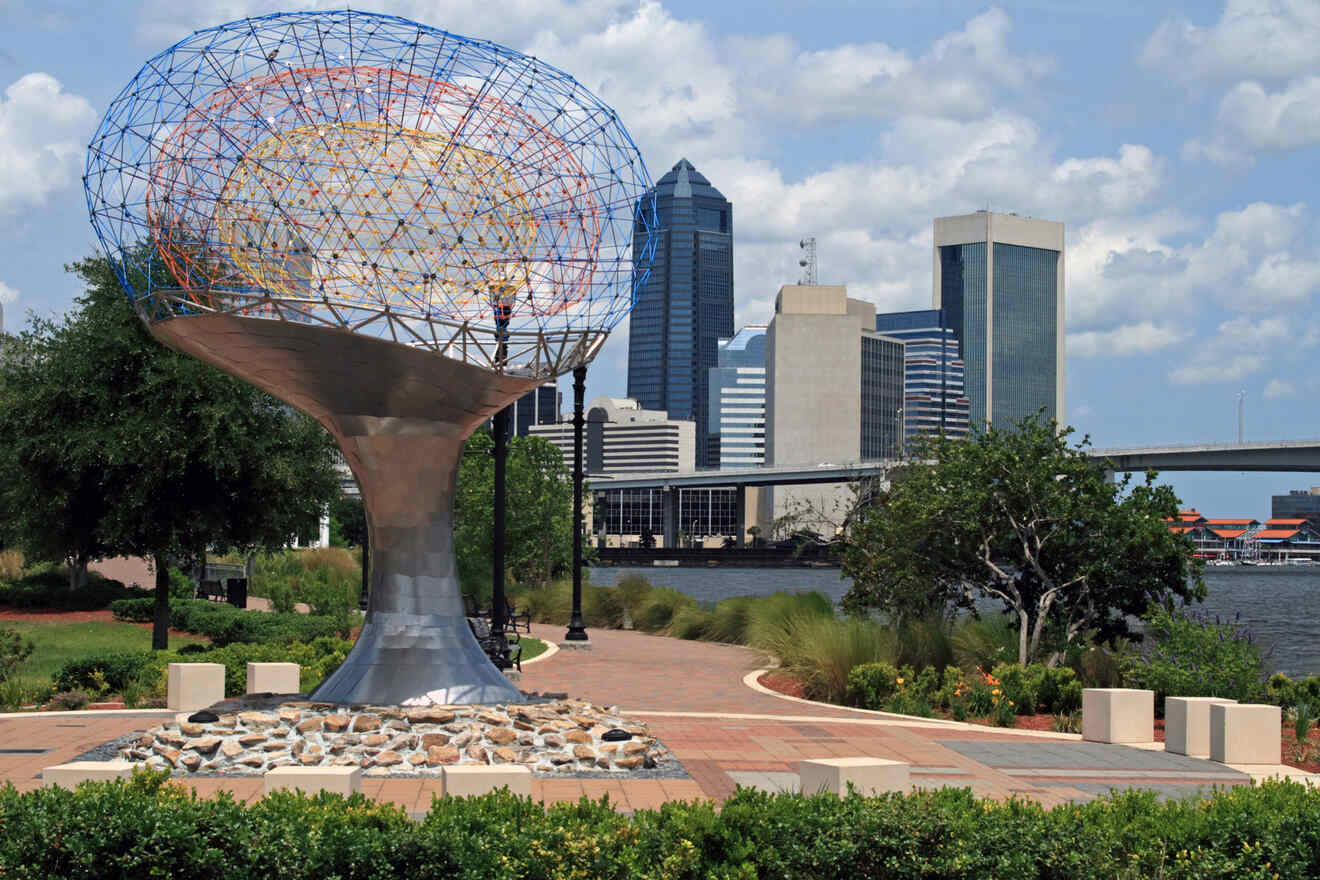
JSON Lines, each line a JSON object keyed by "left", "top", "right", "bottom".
{"left": 84, "top": 10, "right": 656, "bottom": 378}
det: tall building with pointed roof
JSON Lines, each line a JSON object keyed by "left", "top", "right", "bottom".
{"left": 628, "top": 158, "right": 733, "bottom": 468}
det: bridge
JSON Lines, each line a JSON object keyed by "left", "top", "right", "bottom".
{"left": 592, "top": 440, "right": 1320, "bottom": 492}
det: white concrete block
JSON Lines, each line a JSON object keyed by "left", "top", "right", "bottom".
{"left": 798, "top": 757, "right": 910, "bottom": 797}
{"left": 246, "top": 662, "right": 301, "bottom": 695}
{"left": 167, "top": 663, "right": 226, "bottom": 712}
{"left": 442, "top": 764, "right": 532, "bottom": 798}
{"left": 1082, "top": 688, "right": 1154, "bottom": 744}
{"left": 264, "top": 766, "right": 361, "bottom": 797}
{"left": 43, "top": 760, "right": 136, "bottom": 789}
{"left": 1165, "top": 696, "right": 1237, "bottom": 757}
{"left": 1210, "top": 703, "right": 1281, "bottom": 765}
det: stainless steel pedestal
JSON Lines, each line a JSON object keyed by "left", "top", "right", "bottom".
{"left": 153, "top": 313, "right": 538, "bottom": 705}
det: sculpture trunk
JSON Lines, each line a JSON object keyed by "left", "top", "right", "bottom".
{"left": 151, "top": 313, "right": 537, "bottom": 705}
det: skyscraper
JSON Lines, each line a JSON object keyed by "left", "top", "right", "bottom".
{"left": 933, "top": 211, "right": 1065, "bottom": 430}
{"left": 873, "top": 309, "right": 970, "bottom": 442}
{"left": 707, "top": 324, "right": 767, "bottom": 468}
{"left": 761, "top": 285, "right": 905, "bottom": 531}
{"left": 627, "top": 158, "right": 733, "bottom": 468}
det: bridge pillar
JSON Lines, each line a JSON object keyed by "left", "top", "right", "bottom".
{"left": 662, "top": 487, "right": 678, "bottom": 549}
{"left": 735, "top": 488, "right": 747, "bottom": 548}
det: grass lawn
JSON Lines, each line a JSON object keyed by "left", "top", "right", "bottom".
{"left": 520, "top": 636, "right": 548, "bottom": 662}
{"left": 6, "top": 620, "right": 206, "bottom": 690}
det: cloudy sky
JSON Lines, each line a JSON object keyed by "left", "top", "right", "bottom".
{"left": 1, "top": 0, "right": 1317, "bottom": 518}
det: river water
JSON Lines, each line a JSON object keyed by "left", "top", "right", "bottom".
{"left": 588, "top": 565, "right": 1320, "bottom": 678}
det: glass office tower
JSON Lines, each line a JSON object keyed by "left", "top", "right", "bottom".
{"left": 628, "top": 159, "right": 734, "bottom": 468}
{"left": 873, "top": 309, "right": 970, "bottom": 442}
{"left": 933, "top": 212, "right": 1065, "bottom": 430}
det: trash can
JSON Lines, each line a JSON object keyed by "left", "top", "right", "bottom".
{"left": 226, "top": 578, "right": 248, "bottom": 609}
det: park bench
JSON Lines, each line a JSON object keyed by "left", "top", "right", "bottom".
{"left": 464, "top": 606, "right": 522, "bottom": 672}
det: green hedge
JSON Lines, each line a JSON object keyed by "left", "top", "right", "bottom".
{"left": 0, "top": 568, "right": 137, "bottom": 610}
{"left": 110, "top": 598, "right": 347, "bottom": 645}
{"left": 2, "top": 773, "right": 1319, "bottom": 878}
{"left": 52, "top": 638, "right": 352, "bottom": 697}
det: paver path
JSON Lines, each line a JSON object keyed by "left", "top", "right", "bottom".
{"left": 1, "top": 621, "right": 1296, "bottom": 812}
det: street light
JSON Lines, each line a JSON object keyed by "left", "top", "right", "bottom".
{"left": 894, "top": 407, "right": 904, "bottom": 457}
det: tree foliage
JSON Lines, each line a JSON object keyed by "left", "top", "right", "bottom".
{"left": 839, "top": 414, "right": 1204, "bottom": 665}
{"left": 454, "top": 427, "right": 576, "bottom": 598}
{"left": 0, "top": 255, "right": 341, "bottom": 646}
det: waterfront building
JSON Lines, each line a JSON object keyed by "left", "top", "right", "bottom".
{"left": 707, "top": 324, "right": 767, "bottom": 468}
{"left": 529, "top": 396, "right": 741, "bottom": 546}
{"left": 627, "top": 159, "right": 734, "bottom": 469}
{"left": 760, "top": 285, "right": 905, "bottom": 532}
{"left": 933, "top": 211, "right": 1065, "bottom": 429}
{"left": 1273, "top": 488, "right": 1320, "bottom": 527}
{"left": 873, "top": 308, "right": 970, "bottom": 442}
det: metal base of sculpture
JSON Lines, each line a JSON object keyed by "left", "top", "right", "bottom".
{"left": 153, "top": 313, "right": 538, "bottom": 705}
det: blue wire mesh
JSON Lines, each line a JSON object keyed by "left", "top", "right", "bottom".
{"left": 84, "top": 9, "right": 656, "bottom": 377}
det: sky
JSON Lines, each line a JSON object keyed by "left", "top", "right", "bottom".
{"left": 0, "top": 0, "right": 1317, "bottom": 519}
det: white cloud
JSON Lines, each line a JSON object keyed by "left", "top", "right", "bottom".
{"left": 0, "top": 73, "right": 96, "bottom": 214}
{"left": 1264, "top": 378, "right": 1297, "bottom": 399}
{"left": 1168, "top": 315, "right": 1317, "bottom": 386}
{"left": 1067, "top": 202, "right": 1320, "bottom": 342}
{"left": 1142, "top": 0, "right": 1320, "bottom": 85}
{"left": 0, "top": 280, "right": 17, "bottom": 303}
{"left": 1184, "top": 76, "right": 1320, "bottom": 164}
{"left": 1068, "top": 322, "right": 1189, "bottom": 358}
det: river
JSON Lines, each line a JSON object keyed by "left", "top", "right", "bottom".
{"left": 588, "top": 564, "right": 1320, "bottom": 678}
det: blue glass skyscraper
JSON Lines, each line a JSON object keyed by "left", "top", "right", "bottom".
{"left": 628, "top": 159, "right": 733, "bottom": 468}
{"left": 874, "top": 309, "right": 970, "bottom": 442}
{"left": 933, "top": 212, "right": 1065, "bottom": 430}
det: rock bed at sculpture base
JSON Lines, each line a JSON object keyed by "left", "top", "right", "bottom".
{"left": 119, "top": 699, "right": 673, "bottom": 777}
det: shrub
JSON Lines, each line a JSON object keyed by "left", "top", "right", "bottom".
{"left": 0, "top": 625, "right": 34, "bottom": 682}
{"left": 0, "top": 568, "right": 136, "bottom": 610}
{"left": 1265, "top": 672, "right": 1320, "bottom": 711}
{"left": 633, "top": 585, "right": 696, "bottom": 632}
{"left": 846, "top": 662, "right": 901, "bottom": 709}
{"left": 613, "top": 574, "right": 653, "bottom": 620}
{"left": 54, "top": 652, "right": 152, "bottom": 693}
{"left": 1122, "top": 605, "right": 1267, "bottom": 711}
{"left": 666, "top": 605, "right": 712, "bottom": 640}
{"left": 5, "top": 774, "right": 1320, "bottom": 878}
{"left": 111, "top": 597, "right": 348, "bottom": 645}
{"left": 767, "top": 615, "right": 894, "bottom": 703}
{"left": 49, "top": 690, "right": 90, "bottom": 710}
{"left": 951, "top": 613, "right": 1018, "bottom": 671}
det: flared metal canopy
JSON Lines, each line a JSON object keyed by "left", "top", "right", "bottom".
{"left": 84, "top": 9, "right": 657, "bottom": 378}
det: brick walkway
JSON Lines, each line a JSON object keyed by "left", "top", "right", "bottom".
{"left": 3, "top": 622, "right": 1310, "bottom": 812}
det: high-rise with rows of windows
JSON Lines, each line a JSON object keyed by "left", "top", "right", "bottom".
{"left": 873, "top": 309, "right": 970, "bottom": 442}
{"left": 933, "top": 211, "right": 1065, "bottom": 430}
{"left": 627, "top": 159, "right": 733, "bottom": 468}
{"left": 707, "top": 324, "right": 767, "bottom": 468}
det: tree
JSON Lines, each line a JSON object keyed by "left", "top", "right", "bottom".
{"left": 0, "top": 255, "right": 342, "bottom": 647}
{"left": 839, "top": 413, "right": 1204, "bottom": 665}
{"left": 453, "top": 427, "right": 576, "bottom": 599}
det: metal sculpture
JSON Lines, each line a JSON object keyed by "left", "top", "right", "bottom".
{"left": 84, "top": 10, "right": 656, "bottom": 705}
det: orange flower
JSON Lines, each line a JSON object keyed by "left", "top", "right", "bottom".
{"left": 992, "top": 688, "right": 1001, "bottom": 696}
{"left": 896, "top": 677, "right": 905, "bottom": 685}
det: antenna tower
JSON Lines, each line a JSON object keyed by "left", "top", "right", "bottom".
{"left": 798, "top": 237, "right": 817, "bottom": 285}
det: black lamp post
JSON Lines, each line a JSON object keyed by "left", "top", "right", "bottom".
{"left": 565, "top": 363, "right": 589, "bottom": 641}
{"left": 489, "top": 305, "right": 511, "bottom": 666}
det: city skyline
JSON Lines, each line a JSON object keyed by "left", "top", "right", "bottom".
{"left": 2, "top": 0, "right": 1317, "bottom": 519}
